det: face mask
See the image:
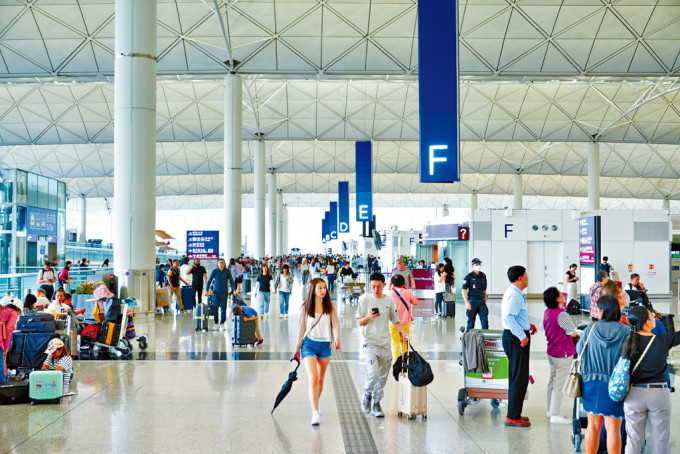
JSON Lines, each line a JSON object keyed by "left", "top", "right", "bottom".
{"left": 472, "top": 265, "right": 481, "bottom": 272}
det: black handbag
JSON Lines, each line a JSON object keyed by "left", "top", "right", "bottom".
{"left": 406, "top": 343, "right": 434, "bottom": 387}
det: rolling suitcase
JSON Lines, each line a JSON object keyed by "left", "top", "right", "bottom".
{"left": 194, "top": 303, "right": 209, "bottom": 331}
{"left": 180, "top": 286, "right": 194, "bottom": 311}
{"left": 17, "top": 313, "right": 56, "bottom": 333}
{"left": 656, "top": 313, "right": 675, "bottom": 332}
{"left": 397, "top": 373, "right": 427, "bottom": 420}
{"left": 29, "top": 370, "right": 63, "bottom": 405}
{"left": 8, "top": 333, "right": 59, "bottom": 370}
{"left": 99, "top": 322, "right": 121, "bottom": 346}
{"left": 232, "top": 315, "right": 256, "bottom": 347}
{"left": 0, "top": 381, "right": 30, "bottom": 405}
{"left": 443, "top": 300, "right": 455, "bottom": 318}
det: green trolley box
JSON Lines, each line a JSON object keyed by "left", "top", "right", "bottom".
{"left": 29, "top": 370, "right": 64, "bottom": 405}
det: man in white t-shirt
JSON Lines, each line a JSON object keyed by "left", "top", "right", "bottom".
{"left": 180, "top": 260, "right": 192, "bottom": 287}
{"left": 356, "top": 272, "right": 409, "bottom": 417}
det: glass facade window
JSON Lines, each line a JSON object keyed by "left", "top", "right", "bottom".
{"left": 27, "top": 172, "right": 37, "bottom": 207}
{"left": 58, "top": 181, "right": 66, "bottom": 211}
{"left": 48, "top": 179, "right": 58, "bottom": 210}
{"left": 0, "top": 170, "right": 13, "bottom": 204}
{"left": 38, "top": 175, "right": 49, "bottom": 209}
{"left": 0, "top": 206, "right": 11, "bottom": 232}
{"left": 16, "top": 170, "right": 27, "bottom": 205}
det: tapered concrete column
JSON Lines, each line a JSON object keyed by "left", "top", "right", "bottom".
{"left": 282, "top": 204, "right": 288, "bottom": 254}
{"left": 224, "top": 73, "right": 242, "bottom": 259}
{"left": 267, "top": 171, "right": 277, "bottom": 257}
{"left": 113, "top": 0, "right": 157, "bottom": 313}
{"left": 471, "top": 192, "right": 478, "bottom": 210}
{"left": 276, "top": 189, "right": 283, "bottom": 256}
{"left": 513, "top": 173, "right": 523, "bottom": 210}
{"left": 78, "top": 196, "right": 87, "bottom": 243}
{"left": 588, "top": 142, "right": 600, "bottom": 211}
{"left": 253, "top": 140, "right": 265, "bottom": 259}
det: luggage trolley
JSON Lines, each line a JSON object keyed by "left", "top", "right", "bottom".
{"left": 339, "top": 281, "right": 365, "bottom": 305}
{"left": 84, "top": 299, "right": 147, "bottom": 358}
{"left": 457, "top": 329, "right": 508, "bottom": 415}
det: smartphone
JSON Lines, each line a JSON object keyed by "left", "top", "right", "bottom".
{"left": 371, "top": 307, "right": 380, "bottom": 315}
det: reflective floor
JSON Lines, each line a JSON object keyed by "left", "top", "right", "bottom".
{"left": 3, "top": 285, "right": 680, "bottom": 453}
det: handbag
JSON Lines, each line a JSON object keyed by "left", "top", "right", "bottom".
{"left": 406, "top": 343, "right": 434, "bottom": 387}
{"left": 609, "top": 335, "right": 655, "bottom": 402}
{"left": 563, "top": 321, "right": 597, "bottom": 398}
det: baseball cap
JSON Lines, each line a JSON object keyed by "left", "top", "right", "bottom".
{"left": 45, "top": 338, "right": 65, "bottom": 355}
{"left": 471, "top": 258, "right": 482, "bottom": 265}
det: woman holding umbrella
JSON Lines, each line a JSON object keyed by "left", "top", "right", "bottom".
{"left": 293, "top": 278, "right": 340, "bottom": 425}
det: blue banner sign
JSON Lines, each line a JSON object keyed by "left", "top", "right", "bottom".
{"left": 186, "top": 230, "right": 219, "bottom": 259}
{"left": 418, "top": 0, "right": 460, "bottom": 183}
{"left": 355, "top": 141, "right": 373, "bottom": 221}
{"left": 324, "top": 211, "right": 331, "bottom": 242}
{"left": 27, "top": 207, "right": 57, "bottom": 236}
{"left": 322, "top": 213, "right": 328, "bottom": 244}
{"left": 338, "top": 181, "right": 350, "bottom": 233}
{"left": 329, "top": 201, "right": 338, "bottom": 240}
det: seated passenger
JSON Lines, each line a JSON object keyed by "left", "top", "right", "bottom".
{"left": 34, "top": 289, "right": 51, "bottom": 309}
{"left": 23, "top": 294, "right": 37, "bottom": 314}
{"left": 46, "top": 288, "right": 71, "bottom": 316}
{"left": 42, "top": 338, "right": 74, "bottom": 394}
{"left": 231, "top": 305, "right": 263, "bottom": 346}
{"left": 625, "top": 273, "right": 652, "bottom": 310}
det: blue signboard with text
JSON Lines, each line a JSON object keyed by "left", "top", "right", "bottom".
{"left": 186, "top": 230, "right": 219, "bottom": 259}
{"left": 338, "top": 181, "right": 350, "bottom": 233}
{"left": 355, "top": 141, "right": 373, "bottom": 221}
{"left": 27, "top": 207, "right": 57, "bottom": 237}
{"left": 329, "top": 201, "right": 338, "bottom": 240}
{"left": 418, "top": 0, "right": 460, "bottom": 183}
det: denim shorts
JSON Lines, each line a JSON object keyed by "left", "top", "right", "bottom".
{"left": 301, "top": 337, "right": 332, "bottom": 359}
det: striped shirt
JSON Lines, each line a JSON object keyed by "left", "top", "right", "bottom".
{"left": 557, "top": 312, "right": 577, "bottom": 336}
{"left": 43, "top": 354, "right": 73, "bottom": 385}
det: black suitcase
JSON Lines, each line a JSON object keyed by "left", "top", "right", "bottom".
{"left": 244, "top": 279, "right": 252, "bottom": 294}
{"left": 179, "top": 286, "right": 194, "bottom": 311}
{"left": 232, "top": 315, "right": 256, "bottom": 347}
{"left": 194, "top": 303, "right": 209, "bottom": 331}
{"left": 17, "top": 312, "right": 56, "bottom": 333}
{"left": 657, "top": 313, "right": 675, "bottom": 332}
{"left": 0, "top": 381, "right": 29, "bottom": 405}
{"left": 443, "top": 301, "right": 455, "bottom": 318}
{"left": 8, "top": 332, "right": 59, "bottom": 370}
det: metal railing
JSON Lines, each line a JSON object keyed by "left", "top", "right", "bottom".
{"left": 0, "top": 267, "right": 115, "bottom": 300}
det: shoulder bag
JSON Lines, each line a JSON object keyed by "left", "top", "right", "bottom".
{"left": 563, "top": 321, "right": 597, "bottom": 398}
{"left": 393, "top": 289, "right": 410, "bottom": 314}
{"left": 609, "top": 335, "right": 655, "bottom": 402}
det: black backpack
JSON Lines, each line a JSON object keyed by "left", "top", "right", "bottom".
{"left": 566, "top": 299, "right": 581, "bottom": 315}
{"left": 599, "top": 263, "right": 611, "bottom": 274}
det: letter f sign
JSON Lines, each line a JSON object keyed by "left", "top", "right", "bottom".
{"left": 429, "top": 145, "right": 448, "bottom": 176}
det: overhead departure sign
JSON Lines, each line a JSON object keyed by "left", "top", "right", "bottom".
{"left": 187, "top": 230, "right": 219, "bottom": 259}
{"left": 329, "top": 201, "right": 338, "bottom": 240}
{"left": 338, "top": 181, "right": 350, "bottom": 233}
{"left": 418, "top": 0, "right": 460, "bottom": 183}
{"left": 355, "top": 141, "right": 373, "bottom": 221}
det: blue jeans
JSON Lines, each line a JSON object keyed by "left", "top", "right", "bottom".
{"left": 327, "top": 274, "right": 336, "bottom": 292}
{"left": 260, "top": 292, "right": 271, "bottom": 314}
{"left": 434, "top": 292, "right": 444, "bottom": 315}
{"left": 279, "top": 291, "right": 291, "bottom": 315}
{"left": 0, "top": 347, "right": 7, "bottom": 383}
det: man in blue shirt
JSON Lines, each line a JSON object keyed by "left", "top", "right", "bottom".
{"left": 501, "top": 265, "right": 537, "bottom": 428}
{"left": 155, "top": 264, "right": 166, "bottom": 287}
{"left": 206, "top": 258, "right": 237, "bottom": 330}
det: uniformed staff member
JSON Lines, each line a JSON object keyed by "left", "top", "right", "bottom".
{"left": 462, "top": 258, "right": 488, "bottom": 330}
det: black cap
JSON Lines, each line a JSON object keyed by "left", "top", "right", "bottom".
{"left": 471, "top": 258, "right": 482, "bottom": 265}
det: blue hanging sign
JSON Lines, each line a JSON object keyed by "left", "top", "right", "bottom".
{"left": 329, "top": 202, "right": 338, "bottom": 240}
{"left": 324, "top": 211, "right": 331, "bottom": 242}
{"left": 26, "top": 207, "right": 58, "bottom": 237}
{"left": 355, "top": 141, "right": 373, "bottom": 221}
{"left": 338, "top": 181, "right": 350, "bottom": 233}
{"left": 418, "top": 0, "right": 460, "bottom": 183}
{"left": 186, "top": 230, "right": 219, "bottom": 259}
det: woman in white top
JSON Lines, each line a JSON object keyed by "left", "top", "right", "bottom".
{"left": 301, "top": 259, "right": 310, "bottom": 287}
{"left": 434, "top": 263, "right": 447, "bottom": 317}
{"left": 293, "top": 278, "right": 340, "bottom": 426}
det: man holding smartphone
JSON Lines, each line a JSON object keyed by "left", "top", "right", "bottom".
{"left": 356, "top": 272, "right": 410, "bottom": 417}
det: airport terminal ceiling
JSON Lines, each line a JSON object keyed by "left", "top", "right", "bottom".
{"left": 1, "top": 0, "right": 679, "bottom": 208}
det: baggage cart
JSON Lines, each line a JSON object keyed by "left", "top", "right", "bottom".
{"left": 85, "top": 300, "right": 145, "bottom": 358}
{"left": 339, "top": 281, "right": 364, "bottom": 305}
{"left": 457, "top": 329, "right": 508, "bottom": 415}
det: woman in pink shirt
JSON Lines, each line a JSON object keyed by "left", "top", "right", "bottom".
{"left": 0, "top": 303, "right": 21, "bottom": 382}
{"left": 389, "top": 274, "right": 419, "bottom": 362}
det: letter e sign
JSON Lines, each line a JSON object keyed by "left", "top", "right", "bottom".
{"left": 458, "top": 227, "right": 469, "bottom": 241}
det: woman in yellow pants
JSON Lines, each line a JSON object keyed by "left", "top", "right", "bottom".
{"left": 388, "top": 274, "right": 419, "bottom": 362}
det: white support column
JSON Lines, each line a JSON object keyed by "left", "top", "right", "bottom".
{"left": 513, "top": 173, "right": 523, "bottom": 210}
{"left": 78, "top": 196, "right": 87, "bottom": 243}
{"left": 588, "top": 142, "right": 600, "bottom": 211}
{"left": 282, "top": 204, "right": 288, "bottom": 254}
{"left": 113, "top": 0, "right": 157, "bottom": 314}
{"left": 276, "top": 189, "right": 283, "bottom": 256}
{"left": 253, "top": 140, "right": 265, "bottom": 259}
{"left": 267, "top": 171, "right": 277, "bottom": 257}
{"left": 470, "top": 192, "right": 478, "bottom": 210}
{"left": 224, "top": 73, "right": 242, "bottom": 259}
{"left": 663, "top": 198, "right": 670, "bottom": 211}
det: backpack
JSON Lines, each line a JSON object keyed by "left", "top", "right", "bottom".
{"left": 566, "top": 299, "right": 581, "bottom": 315}
{"left": 599, "top": 262, "right": 611, "bottom": 273}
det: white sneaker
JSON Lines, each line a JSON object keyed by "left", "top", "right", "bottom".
{"left": 311, "top": 411, "right": 320, "bottom": 425}
{"left": 546, "top": 411, "right": 551, "bottom": 419}
{"left": 550, "top": 415, "right": 571, "bottom": 425}
{"left": 279, "top": 314, "right": 283, "bottom": 319}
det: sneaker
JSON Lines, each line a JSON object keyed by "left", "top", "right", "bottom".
{"left": 361, "top": 394, "right": 372, "bottom": 413}
{"left": 256, "top": 339, "right": 263, "bottom": 346}
{"left": 504, "top": 417, "right": 531, "bottom": 427}
{"left": 372, "top": 402, "right": 384, "bottom": 418}
{"left": 546, "top": 411, "right": 551, "bottom": 419}
{"left": 550, "top": 415, "right": 571, "bottom": 425}
{"left": 311, "top": 411, "right": 320, "bottom": 426}
{"left": 279, "top": 314, "right": 283, "bottom": 319}
{"left": 285, "top": 314, "right": 288, "bottom": 319}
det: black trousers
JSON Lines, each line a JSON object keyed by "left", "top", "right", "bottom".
{"left": 213, "top": 292, "right": 228, "bottom": 325}
{"left": 466, "top": 300, "right": 489, "bottom": 330}
{"left": 192, "top": 286, "right": 203, "bottom": 307}
{"left": 502, "top": 329, "right": 530, "bottom": 420}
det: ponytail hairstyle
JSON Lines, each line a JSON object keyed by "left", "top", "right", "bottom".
{"left": 621, "top": 306, "right": 650, "bottom": 368}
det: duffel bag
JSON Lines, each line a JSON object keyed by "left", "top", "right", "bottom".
{"left": 17, "top": 312, "right": 56, "bottom": 333}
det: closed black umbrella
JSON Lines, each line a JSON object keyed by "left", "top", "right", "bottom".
{"left": 271, "top": 358, "right": 301, "bottom": 414}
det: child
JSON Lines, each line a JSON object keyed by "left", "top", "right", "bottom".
{"left": 231, "top": 305, "right": 263, "bottom": 346}
{"left": 42, "top": 338, "right": 74, "bottom": 394}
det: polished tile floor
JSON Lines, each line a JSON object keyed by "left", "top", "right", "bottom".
{"left": 3, "top": 284, "right": 680, "bottom": 453}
